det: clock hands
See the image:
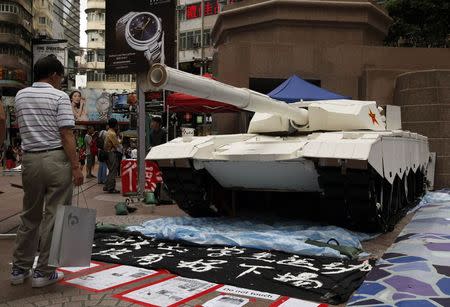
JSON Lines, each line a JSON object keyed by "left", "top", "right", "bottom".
{"left": 140, "top": 18, "right": 151, "bottom": 40}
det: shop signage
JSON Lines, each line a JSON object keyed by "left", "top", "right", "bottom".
{"left": 32, "top": 39, "right": 68, "bottom": 69}
{"left": 186, "top": 0, "right": 220, "bottom": 19}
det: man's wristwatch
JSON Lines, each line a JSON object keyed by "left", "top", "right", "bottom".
{"left": 116, "top": 11, "right": 163, "bottom": 63}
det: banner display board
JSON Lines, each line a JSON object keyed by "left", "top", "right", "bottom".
{"left": 105, "top": 0, "right": 176, "bottom": 74}
{"left": 33, "top": 39, "right": 68, "bottom": 68}
{"left": 121, "top": 160, "right": 163, "bottom": 194}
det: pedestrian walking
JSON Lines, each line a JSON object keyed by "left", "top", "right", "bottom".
{"left": 85, "top": 126, "right": 96, "bottom": 178}
{"left": 11, "top": 55, "right": 84, "bottom": 288}
{"left": 5, "top": 145, "right": 16, "bottom": 169}
{"left": 97, "top": 128, "right": 108, "bottom": 184}
{"left": 0, "top": 94, "right": 6, "bottom": 145}
{"left": 103, "top": 118, "right": 121, "bottom": 193}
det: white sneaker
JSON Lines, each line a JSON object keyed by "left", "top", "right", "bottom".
{"left": 10, "top": 266, "right": 31, "bottom": 285}
{"left": 31, "top": 270, "right": 64, "bottom": 288}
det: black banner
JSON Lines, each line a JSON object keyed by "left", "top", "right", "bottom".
{"left": 105, "top": 0, "right": 176, "bottom": 74}
{"left": 92, "top": 232, "right": 373, "bottom": 305}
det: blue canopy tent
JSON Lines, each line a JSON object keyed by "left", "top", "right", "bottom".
{"left": 268, "top": 75, "right": 350, "bottom": 103}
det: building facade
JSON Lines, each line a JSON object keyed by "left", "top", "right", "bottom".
{"left": 0, "top": 0, "right": 32, "bottom": 95}
{"left": 79, "top": 0, "right": 135, "bottom": 91}
{"left": 211, "top": 0, "right": 450, "bottom": 188}
{"left": 177, "top": 0, "right": 241, "bottom": 74}
{"left": 0, "top": 0, "right": 32, "bottom": 145}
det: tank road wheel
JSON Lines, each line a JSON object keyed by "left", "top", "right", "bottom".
{"left": 414, "top": 169, "right": 426, "bottom": 198}
{"left": 160, "top": 166, "right": 219, "bottom": 217}
{"left": 318, "top": 167, "right": 408, "bottom": 233}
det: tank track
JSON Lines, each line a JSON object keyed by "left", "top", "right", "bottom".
{"left": 317, "top": 167, "right": 424, "bottom": 232}
{"left": 160, "top": 166, "right": 219, "bottom": 217}
{"left": 161, "top": 164, "right": 425, "bottom": 232}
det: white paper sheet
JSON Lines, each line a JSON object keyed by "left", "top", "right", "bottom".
{"left": 64, "top": 265, "right": 157, "bottom": 291}
{"left": 203, "top": 295, "right": 249, "bottom": 307}
{"left": 121, "top": 276, "right": 217, "bottom": 306}
{"left": 58, "top": 262, "right": 100, "bottom": 272}
{"left": 277, "top": 298, "right": 322, "bottom": 307}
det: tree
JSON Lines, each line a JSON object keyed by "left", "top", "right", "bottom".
{"left": 384, "top": 0, "right": 449, "bottom": 47}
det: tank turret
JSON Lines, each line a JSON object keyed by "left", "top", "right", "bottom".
{"left": 147, "top": 64, "right": 388, "bottom": 134}
{"left": 145, "top": 64, "right": 431, "bottom": 233}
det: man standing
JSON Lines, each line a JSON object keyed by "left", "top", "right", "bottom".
{"left": 85, "top": 126, "right": 96, "bottom": 178}
{"left": 11, "top": 55, "right": 84, "bottom": 287}
{"left": 103, "top": 118, "right": 120, "bottom": 193}
{"left": 0, "top": 94, "right": 6, "bottom": 145}
{"left": 149, "top": 116, "right": 167, "bottom": 147}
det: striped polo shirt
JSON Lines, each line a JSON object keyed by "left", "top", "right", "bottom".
{"left": 15, "top": 82, "right": 75, "bottom": 152}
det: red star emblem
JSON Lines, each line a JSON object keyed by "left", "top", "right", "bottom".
{"left": 369, "top": 109, "right": 379, "bottom": 125}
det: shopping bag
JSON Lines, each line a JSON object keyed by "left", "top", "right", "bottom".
{"left": 48, "top": 205, "right": 96, "bottom": 267}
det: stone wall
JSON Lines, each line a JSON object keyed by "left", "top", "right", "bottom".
{"left": 394, "top": 70, "right": 450, "bottom": 189}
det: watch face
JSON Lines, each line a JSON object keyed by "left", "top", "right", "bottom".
{"left": 129, "top": 13, "right": 159, "bottom": 42}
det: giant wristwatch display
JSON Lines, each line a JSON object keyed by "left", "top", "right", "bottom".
{"left": 116, "top": 12, "right": 164, "bottom": 63}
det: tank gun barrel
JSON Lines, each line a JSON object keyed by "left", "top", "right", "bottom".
{"left": 148, "top": 64, "right": 309, "bottom": 126}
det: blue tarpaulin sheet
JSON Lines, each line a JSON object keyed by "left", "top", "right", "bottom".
{"left": 268, "top": 75, "right": 350, "bottom": 103}
{"left": 127, "top": 192, "right": 450, "bottom": 258}
{"left": 127, "top": 217, "right": 373, "bottom": 258}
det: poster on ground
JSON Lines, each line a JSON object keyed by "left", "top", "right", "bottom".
{"left": 115, "top": 276, "right": 221, "bottom": 306}
{"left": 105, "top": 0, "right": 176, "bottom": 74}
{"left": 203, "top": 295, "right": 250, "bottom": 307}
{"left": 62, "top": 265, "right": 160, "bottom": 292}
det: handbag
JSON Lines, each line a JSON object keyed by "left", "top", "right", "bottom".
{"left": 48, "top": 187, "right": 97, "bottom": 267}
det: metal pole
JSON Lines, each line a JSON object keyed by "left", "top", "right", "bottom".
{"left": 176, "top": 4, "right": 180, "bottom": 70}
{"left": 137, "top": 74, "right": 146, "bottom": 196}
{"left": 164, "top": 91, "right": 169, "bottom": 142}
{"left": 200, "top": 0, "right": 204, "bottom": 75}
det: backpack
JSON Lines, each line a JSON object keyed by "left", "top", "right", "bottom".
{"left": 90, "top": 137, "right": 98, "bottom": 156}
{"left": 96, "top": 135, "right": 105, "bottom": 150}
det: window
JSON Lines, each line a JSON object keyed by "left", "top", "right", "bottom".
{"left": 87, "top": 50, "right": 95, "bottom": 62}
{"left": 203, "top": 29, "right": 211, "bottom": 47}
{"left": 87, "top": 71, "right": 106, "bottom": 82}
{"left": 97, "top": 50, "right": 105, "bottom": 62}
{"left": 180, "top": 30, "right": 210, "bottom": 50}
{"left": 179, "top": 32, "right": 187, "bottom": 51}
{"left": 39, "top": 17, "right": 46, "bottom": 24}
{"left": 0, "top": 3, "right": 18, "bottom": 13}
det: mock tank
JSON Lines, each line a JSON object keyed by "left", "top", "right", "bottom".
{"left": 145, "top": 64, "right": 432, "bottom": 232}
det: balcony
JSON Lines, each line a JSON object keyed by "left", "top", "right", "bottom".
{"left": 86, "top": 0, "right": 105, "bottom": 10}
{"left": 79, "top": 61, "right": 105, "bottom": 70}
{"left": 87, "top": 20, "right": 105, "bottom": 31}
{"left": 87, "top": 41, "right": 104, "bottom": 49}
{"left": 0, "top": 33, "right": 31, "bottom": 50}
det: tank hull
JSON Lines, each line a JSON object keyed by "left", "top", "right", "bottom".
{"left": 148, "top": 131, "right": 430, "bottom": 232}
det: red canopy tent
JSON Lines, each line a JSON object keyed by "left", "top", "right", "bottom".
{"left": 166, "top": 73, "right": 240, "bottom": 113}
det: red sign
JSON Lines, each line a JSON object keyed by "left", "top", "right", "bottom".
{"left": 186, "top": 1, "right": 220, "bottom": 19}
{"left": 121, "top": 160, "right": 163, "bottom": 194}
{"left": 145, "top": 91, "right": 163, "bottom": 101}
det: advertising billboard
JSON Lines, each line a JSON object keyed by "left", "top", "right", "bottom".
{"left": 79, "top": 89, "right": 128, "bottom": 123}
{"left": 105, "top": 0, "right": 176, "bottom": 74}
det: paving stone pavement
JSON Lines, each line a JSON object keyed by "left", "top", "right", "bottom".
{"left": 0, "top": 169, "right": 417, "bottom": 306}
